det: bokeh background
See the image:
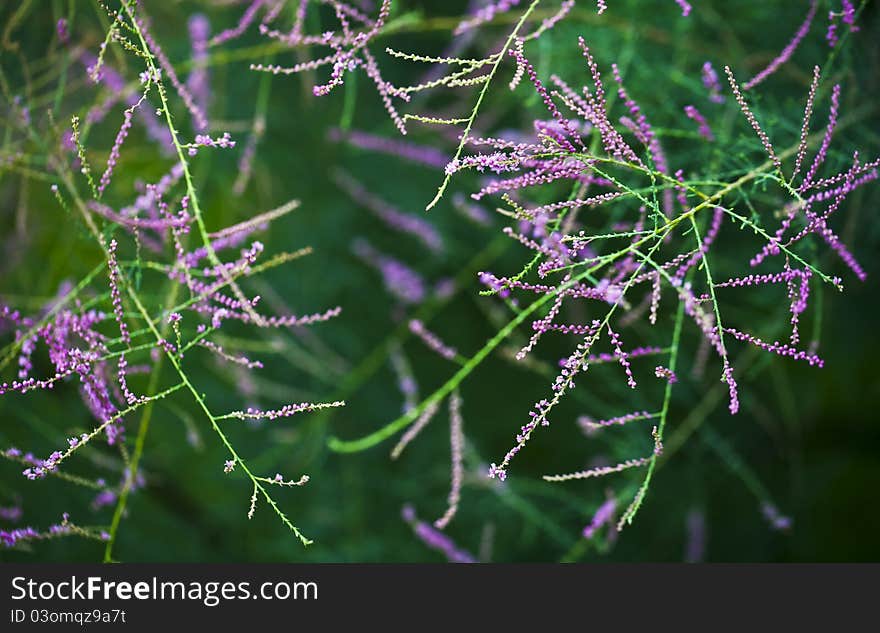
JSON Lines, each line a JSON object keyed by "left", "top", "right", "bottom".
{"left": 1, "top": 0, "right": 878, "bottom": 562}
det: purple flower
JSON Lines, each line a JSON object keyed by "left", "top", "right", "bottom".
{"left": 334, "top": 171, "right": 443, "bottom": 253}
{"left": 702, "top": 61, "right": 725, "bottom": 103}
{"left": 0, "top": 504, "right": 22, "bottom": 522}
{"left": 743, "top": 1, "right": 818, "bottom": 90}
{"left": 56, "top": 18, "right": 69, "bottom": 43}
{"left": 761, "top": 503, "right": 792, "bottom": 531}
{"left": 684, "top": 509, "right": 706, "bottom": 562}
{"left": 684, "top": 105, "right": 714, "bottom": 141}
{"left": 402, "top": 505, "right": 476, "bottom": 563}
{"left": 187, "top": 14, "right": 211, "bottom": 122}
{"left": 133, "top": 13, "right": 208, "bottom": 130}
{"left": 408, "top": 320, "right": 457, "bottom": 361}
{"left": 210, "top": 0, "right": 264, "bottom": 47}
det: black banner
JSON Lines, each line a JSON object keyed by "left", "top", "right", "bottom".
{"left": 0, "top": 563, "right": 877, "bottom": 627}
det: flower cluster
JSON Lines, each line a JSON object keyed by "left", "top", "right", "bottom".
{"left": 1, "top": 0, "right": 876, "bottom": 563}
{"left": 1, "top": 0, "right": 346, "bottom": 555}
{"left": 327, "top": 1, "right": 876, "bottom": 555}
